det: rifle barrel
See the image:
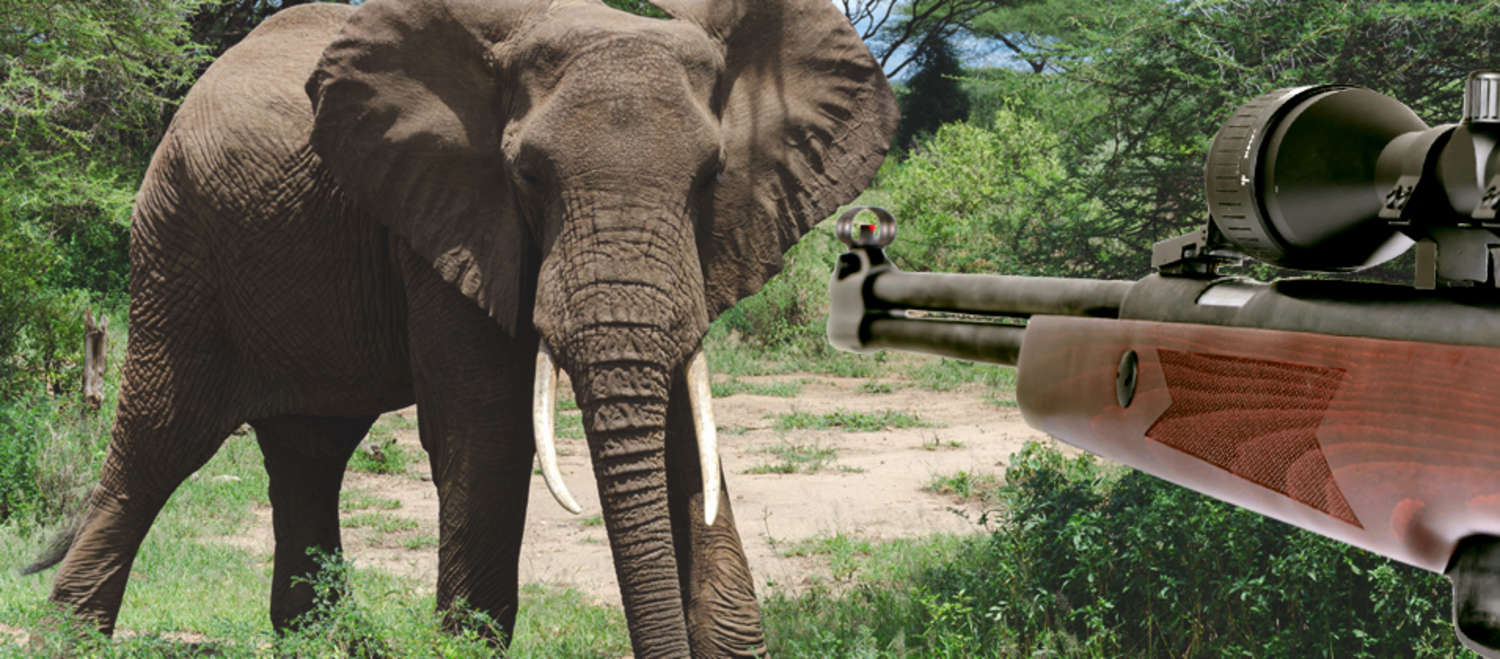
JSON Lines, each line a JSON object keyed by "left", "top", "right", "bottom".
{"left": 864, "top": 318, "right": 1025, "bottom": 366}
{"left": 870, "top": 272, "right": 1133, "bottom": 318}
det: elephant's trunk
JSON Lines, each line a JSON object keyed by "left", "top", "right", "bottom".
{"left": 531, "top": 195, "right": 713, "bottom": 653}
{"left": 575, "top": 354, "right": 689, "bottom": 656}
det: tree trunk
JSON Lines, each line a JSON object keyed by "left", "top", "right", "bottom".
{"left": 83, "top": 308, "right": 108, "bottom": 410}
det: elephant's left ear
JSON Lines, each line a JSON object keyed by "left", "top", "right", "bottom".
{"left": 652, "top": 0, "right": 897, "bottom": 318}
{"left": 306, "top": 0, "right": 543, "bottom": 336}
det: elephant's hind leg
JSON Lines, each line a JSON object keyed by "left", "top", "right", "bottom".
{"left": 47, "top": 369, "right": 240, "bottom": 634}
{"left": 251, "top": 414, "right": 375, "bottom": 633}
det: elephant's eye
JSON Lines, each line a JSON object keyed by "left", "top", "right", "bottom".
{"left": 699, "top": 152, "right": 726, "bottom": 190}
{"left": 515, "top": 168, "right": 542, "bottom": 189}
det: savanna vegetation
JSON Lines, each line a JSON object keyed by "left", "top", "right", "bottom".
{"left": 1, "top": 0, "right": 1493, "bottom": 655}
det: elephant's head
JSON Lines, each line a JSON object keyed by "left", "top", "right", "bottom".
{"left": 306, "top": 0, "right": 894, "bottom": 651}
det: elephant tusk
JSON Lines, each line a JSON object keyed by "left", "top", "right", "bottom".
{"left": 686, "top": 349, "right": 720, "bottom": 526}
{"left": 534, "top": 345, "right": 583, "bottom": 514}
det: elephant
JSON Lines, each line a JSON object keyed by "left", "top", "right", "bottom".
{"left": 27, "top": 0, "right": 895, "bottom": 655}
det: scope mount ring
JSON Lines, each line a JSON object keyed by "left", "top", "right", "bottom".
{"left": 835, "top": 206, "right": 897, "bottom": 248}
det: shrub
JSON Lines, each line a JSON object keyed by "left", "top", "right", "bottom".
{"left": 765, "top": 442, "right": 1466, "bottom": 656}
{"left": 961, "top": 442, "right": 1463, "bottom": 656}
{"left": 714, "top": 220, "right": 846, "bottom": 352}
{"left": 881, "top": 108, "right": 1118, "bottom": 278}
{"left": 0, "top": 307, "right": 124, "bottom": 525}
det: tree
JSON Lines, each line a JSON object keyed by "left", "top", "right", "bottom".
{"left": 968, "top": 0, "right": 1097, "bottom": 73}
{"left": 839, "top": 0, "right": 1005, "bottom": 77}
{"left": 0, "top": 0, "right": 208, "bottom": 393}
{"left": 894, "top": 37, "right": 970, "bottom": 151}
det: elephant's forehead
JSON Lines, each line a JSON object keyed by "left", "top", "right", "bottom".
{"left": 505, "top": 5, "right": 721, "bottom": 88}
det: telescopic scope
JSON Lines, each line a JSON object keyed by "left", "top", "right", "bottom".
{"left": 1199, "top": 71, "right": 1500, "bottom": 286}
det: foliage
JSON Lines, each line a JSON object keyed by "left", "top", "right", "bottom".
{"left": 840, "top": 0, "right": 1010, "bottom": 78}
{"left": 893, "top": 37, "right": 970, "bottom": 153}
{"left": 0, "top": 0, "right": 207, "bottom": 395}
{"left": 713, "top": 218, "right": 847, "bottom": 354}
{"left": 0, "top": 0, "right": 210, "bottom": 165}
{"left": 772, "top": 408, "right": 930, "bottom": 432}
{"left": 0, "top": 308, "right": 124, "bottom": 525}
{"left": 882, "top": 108, "right": 1113, "bottom": 276}
{"left": 184, "top": 1, "right": 355, "bottom": 72}
{"left": 603, "top": 0, "right": 670, "bottom": 18}
{"left": 968, "top": 0, "right": 1097, "bottom": 73}
{"left": 765, "top": 442, "right": 1465, "bottom": 656}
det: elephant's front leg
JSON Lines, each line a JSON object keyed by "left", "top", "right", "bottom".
{"left": 400, "top": 251, "right": 537, "bottom": 643}
{"left": 666, "top": 383, "right": 767, "bottom": 656}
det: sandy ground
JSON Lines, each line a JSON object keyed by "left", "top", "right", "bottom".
{"left": 213, "top": 369, "right": 1053, "bottom": 607}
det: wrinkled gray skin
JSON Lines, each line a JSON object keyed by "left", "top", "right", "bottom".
{"left": 36, "top": 0, "right": 894, "bottom": 655}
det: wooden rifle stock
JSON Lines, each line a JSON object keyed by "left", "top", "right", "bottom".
{"left": 1017, "top": 315, "right": 1500, "bottom": 575}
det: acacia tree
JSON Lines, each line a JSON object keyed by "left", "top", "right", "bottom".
{"left": 839, "top": 0, "right": 1005, "bottom": 77}
{"left": 0, "top": 0, "right": 213, "bottom": 394}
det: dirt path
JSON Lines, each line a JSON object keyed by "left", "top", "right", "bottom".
{"left": 217, "top": 371, "right": 1053, "bottom": 606}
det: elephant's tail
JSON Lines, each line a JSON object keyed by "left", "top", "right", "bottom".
{"left": 19, "top": 515, "right": 82, "bottom": 575}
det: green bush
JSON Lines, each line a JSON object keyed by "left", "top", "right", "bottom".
{"left": 714, "top": 219, "right": 846, "bottom": 352}
{"left": 0, "top": 306, "right": 124, "bottom": 525}
{"left": 766, "top": 442, "right": 1465, "bottom": 656}
{"left": 965, "top": 443, "right": 1461, "bottom": 656}
{"left": 881, "top": 108, "right": 1116, "bottom": 277}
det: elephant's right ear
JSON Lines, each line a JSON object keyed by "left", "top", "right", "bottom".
{"left": 307, "top": 0, "right": 541, "bottom": 335}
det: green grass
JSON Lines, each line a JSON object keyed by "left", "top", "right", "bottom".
{"left": 984, "top": 395, "right": 1018, "bottom": 408}
{"left": 402, "top": 535, "right": 438, "bottom": 550}
{"left": 0, "top": 433, "right": 270, "bottom": 638}
{"left": 710, "top": 376, "right": 804, "bottom": 398}
{"left": 705, "top": 327, "right": 886, "bottom": 378}
{"left": 347, "top": 440, "right": 412, "bottom": 476}
{"left": 920, "top": 435, "right": 965, "bottom": 451}
{"left": 905, "top": 358, "right": 1017, "bottom": 393}
{"left": 745, "top": 439, "right": 841, "bottom": 475}
{"left": 0, "top": 428, "right": 630, "bottom": 656}
{"left": 778, "top": 532, "right": 877, "bottom": 581}
{"left": 580, "top": 515, "right": 604, "bottom": 528}
{"left": 772, "top": 408, "right": 931, "bottom": 432}
{"left": 348, "top": 414, "right": 420, "bottom": 476}
{"left": 341, "top": 512, "right": 418, "bottom": 534}
{"left": 924, "top": 470, "right": 1002, "bottom": 504}
{"left": 556, "top": 411, "right": 584, "bottom": 440}
{"left": 339, "top": 490, "right": 402, "bottom": 512}
{"left": 855, "top": 380, "right": 898, "bottom": 394}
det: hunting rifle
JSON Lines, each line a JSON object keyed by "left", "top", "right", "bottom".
{"left": 828, "top": 73, "right": 1500, "bottom": 655}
